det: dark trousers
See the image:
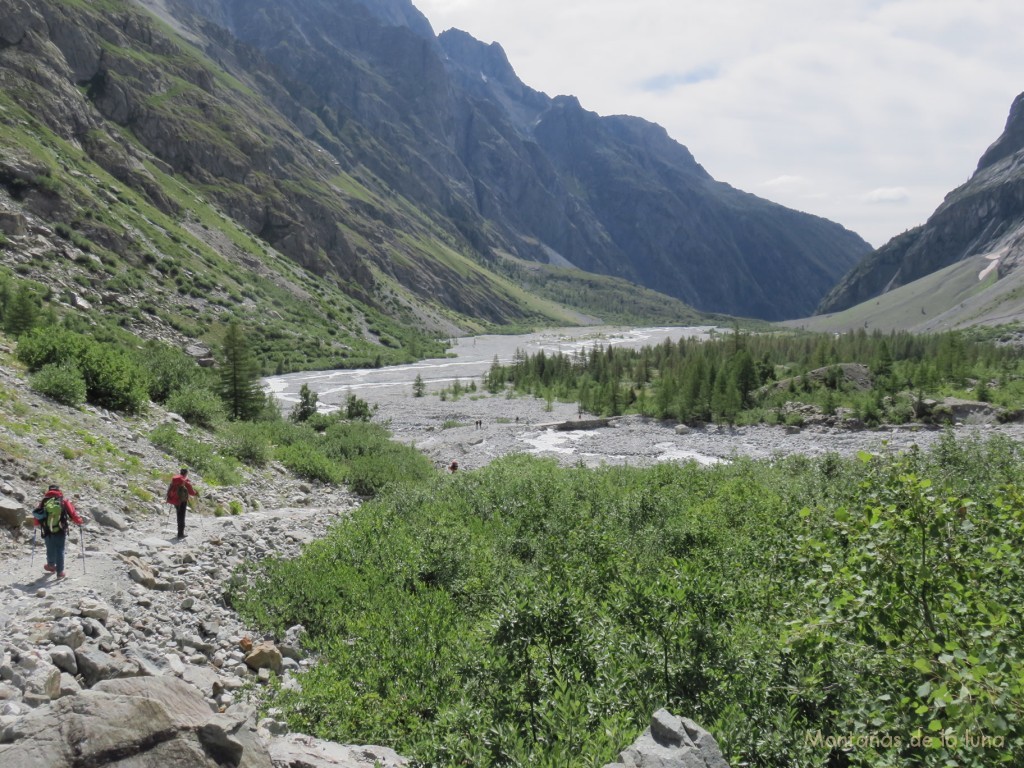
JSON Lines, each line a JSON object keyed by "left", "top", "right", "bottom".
{"left": 44, "top": 532, "right": 67, "bottom": 573}
{"left": 176, "top": 502, "right": 188, "bottom": 537}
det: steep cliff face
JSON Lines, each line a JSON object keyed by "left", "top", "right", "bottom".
{"left": 150, "top": 0, "right": 872, "bottom": 320}
{"left": 818, "top": 91, "right": 1024, "bottom": 316}
{"left": 4, "top": 0, "right": 871, "bottom": 324}
{"left": 0, "top": 0, "right": 558, "bottom": 332}
{"left": 439, "top": 29, "right": 873, "bottom": 320}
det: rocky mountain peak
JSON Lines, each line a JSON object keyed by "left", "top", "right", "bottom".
{"left": 977, "top": 91, "right": 1024, "bottom": 173}
{"left": 438, "top": 28, "right": 521, "bottom": 89}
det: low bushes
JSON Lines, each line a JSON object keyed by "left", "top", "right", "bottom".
{"left": 230, "top": 436, "right": 1024, "bottom": 767}
{"left": 30, "top": 362, "right": 86, "bottom": 406}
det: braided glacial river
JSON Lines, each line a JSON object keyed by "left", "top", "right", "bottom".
{"left": 264, "top": 326, "right": 1024, "bottom": 472}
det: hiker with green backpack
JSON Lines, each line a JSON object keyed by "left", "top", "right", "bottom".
{"left": 31, "top": 484, "right": 84, "bottom": 579}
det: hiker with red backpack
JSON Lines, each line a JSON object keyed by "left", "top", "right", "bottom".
{"left": 166, "top": 468, "right": 198, "bottom": 539}
{"left": 31, "top": 484, "right": 84, "bottom": 579}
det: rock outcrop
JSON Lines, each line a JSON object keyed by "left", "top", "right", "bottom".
{"left": 0, "top": 676, "right": 273, "bottom": 768}
{"left": 603, "top": 709, "right": 731, "bottom": 768}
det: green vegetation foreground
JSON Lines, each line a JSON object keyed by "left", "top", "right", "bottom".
{"left": 230, "top": 434, "right": 1024, "bottom": 767}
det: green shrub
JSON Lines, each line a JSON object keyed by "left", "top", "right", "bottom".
{"left": 148, "top": 423, "right": 241, "bottom": 485}
{"left": 275, "top": 442, "right": 344, "bottom": 484}
{"left": 289, "top": 384, "right": 319, "bottom": 423}
{"left": 16, "top": 327, "right": 90, "bottom": 371}
{"left": 30, "top": 363, "right": 86, "bottom": 407}
{"left": 79, "top": 343, "right": 149, "bottom": 414}
{"left": 228, "top": 442, "right": 1024, "bottom": 767}
{"left": 139, "top": 341, "right": 205, "bottom": 404}
{"left": 166, "top": 385, "right": 224, "bottom": 428}
{"left": 783, "top": 411, "right": 805, "bottom": 428}
{"left": 345, "top": 445, "right": 434, "bottom": 496}
{"left": 344, "top": 393, "right": 376, "bottom": 421}
{"left": 218, "top": 422, "right": 271, "bottom": 467}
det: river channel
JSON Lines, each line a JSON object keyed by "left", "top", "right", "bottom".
{"left": 263, "top": 325, "right": 1023, "bottom": 471}
{"left": 264, "top": 325, "right": 717, "bottom": 411}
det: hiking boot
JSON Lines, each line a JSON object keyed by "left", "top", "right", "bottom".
{"left": 43, "top": 564, "right": 56, "bottom": 573}
{"left": 57, "top": 571, "right": 66, "bottom": 579}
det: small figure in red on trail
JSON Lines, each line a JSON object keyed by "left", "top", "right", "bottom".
{"left": 449, "top": 460, "right": 459, "bottom": 473}
{"left": 166, "top": 468, "right": 198, "bottom": 539}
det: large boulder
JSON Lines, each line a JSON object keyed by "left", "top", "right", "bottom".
{"left": 604, "top": 709, "right": 730, "bottom": 768}
{"left": 73, "top": 644, "right": 131, "bottom": 687}
{"left": 267, "top": 732, "right": 408, "bottom": 767}
{"left": 0, "top": 497, "right": 26, "bottom": 529}
{"left": 244, "top": 642, "right": 283, "bottom": 675}
{"left": 0, "top": 676, "right": 274, "bottom": 768}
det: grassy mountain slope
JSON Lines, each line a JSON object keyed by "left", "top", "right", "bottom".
{"left": 789, "top": 244, "right": 1024, "bottom": 335}
{"left": 0, "top": 0, "right": 716, "bottom": 370}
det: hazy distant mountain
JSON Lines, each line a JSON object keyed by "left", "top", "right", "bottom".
{"left": 816, "top": 91, "right": 1024, "bottom": 328}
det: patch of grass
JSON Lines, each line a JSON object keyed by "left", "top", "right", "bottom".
{"left": 129, "top": 485, "right": 155, "bottom": 503}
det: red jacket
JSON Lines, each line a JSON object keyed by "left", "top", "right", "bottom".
{"left": 33, "top": 489, "right": 83, "bottom": 531}
{"left": 166, "top": 474, "right": 197, "bottom": 505}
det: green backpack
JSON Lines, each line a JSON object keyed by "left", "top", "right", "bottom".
{"left": 43, "top": 497, "right": 65, "bottom": 534}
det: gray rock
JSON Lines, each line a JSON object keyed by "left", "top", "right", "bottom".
{"left": 604, "top": 709, "right": 729, "bottom": 768}
{"left": 0, "top": 211, "right": 28, "bottom": 237}
{"left": 48, "top": 620, "right": 86, "bottom": 650}
{"left": 91, "top": 508, "right": 129, "bottom": 530}
{"left": 128, "top": 565, "right": 158, "bottom": 590}
{"left": 48, "top": 646, "right": 78, "bottom": 675}
{"left": 182, "top": 664, "right": 221, "bottom": 698}
{"left": 0, "top": 676, "right": 274, "bottom": 768}
{"left": 57, "top": 672, "right": 81, "bottom": 698}
{"left": 0, "top": 681, "right": 21, "bottom": 702}
{"left": 0, "top": 497, "right": 26, "bottom": 529}
{"left": 267, "top": 732, "right": 409, "bottom": 768}
{"left": 244, "top": 642, "right": 283, "bottom": 675}
{"left": 73, "top": 644, "right": 125, "bottom": 687}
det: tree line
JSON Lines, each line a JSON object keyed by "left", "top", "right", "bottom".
{"left": 482, "top": 327, "right": 1024, "bottom": 425}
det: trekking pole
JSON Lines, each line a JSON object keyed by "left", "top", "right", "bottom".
{"left": 29, "top": 525, "right": 37, "bottom": 575}
{"left": 79, "top": 522, "right": 86, "bottom": 574}
{"left": 197, "top": 497, "right": 204, "bottom": 534}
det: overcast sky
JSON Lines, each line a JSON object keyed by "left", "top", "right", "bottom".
{"left": 414, "top": 0, "right": 1023, "bottom": 248}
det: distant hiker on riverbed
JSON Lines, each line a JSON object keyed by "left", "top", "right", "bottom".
{"left": 31, "top": 484, "right": 83, "bottom": 579}
{"left": 166, "top": 468, "right": 198, "bottom": 539}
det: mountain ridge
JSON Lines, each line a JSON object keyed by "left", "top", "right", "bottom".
{"left": 815, "top": 89, "right": 1024, "bottom": 328}
{"left": 135, "top": 0, "right": 873, "bottom": 320}
{"left": 2, "top": 0, "right": 871, "bottom": 368}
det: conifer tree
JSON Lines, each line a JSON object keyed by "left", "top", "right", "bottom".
{"left": 413, "top": 374, "right": 426, "bottom": 397}
{"left": 3, "top": 284, "right": 39, "bottom": 337}
{"left": 290, "top": 384, "right": 318, "bottom": 422}
{"left": 219, "top": 320, "right": 264, "bottom": 420}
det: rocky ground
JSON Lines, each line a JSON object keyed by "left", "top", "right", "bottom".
{"left": 377, "top": 386, "right": 1024, "bottom": 472}
{"left": 0, "top": 346, "right": 402, "bottom": 767}
{"left": 3, "top": 339, "right": 1023, "bottom": 766}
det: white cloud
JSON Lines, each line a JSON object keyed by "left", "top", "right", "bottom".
{"left": 414, "top": 0, "right": 1024, "bottom": 247}
{"left": 862, "top": 187, "right": 912, "bottom": 204}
